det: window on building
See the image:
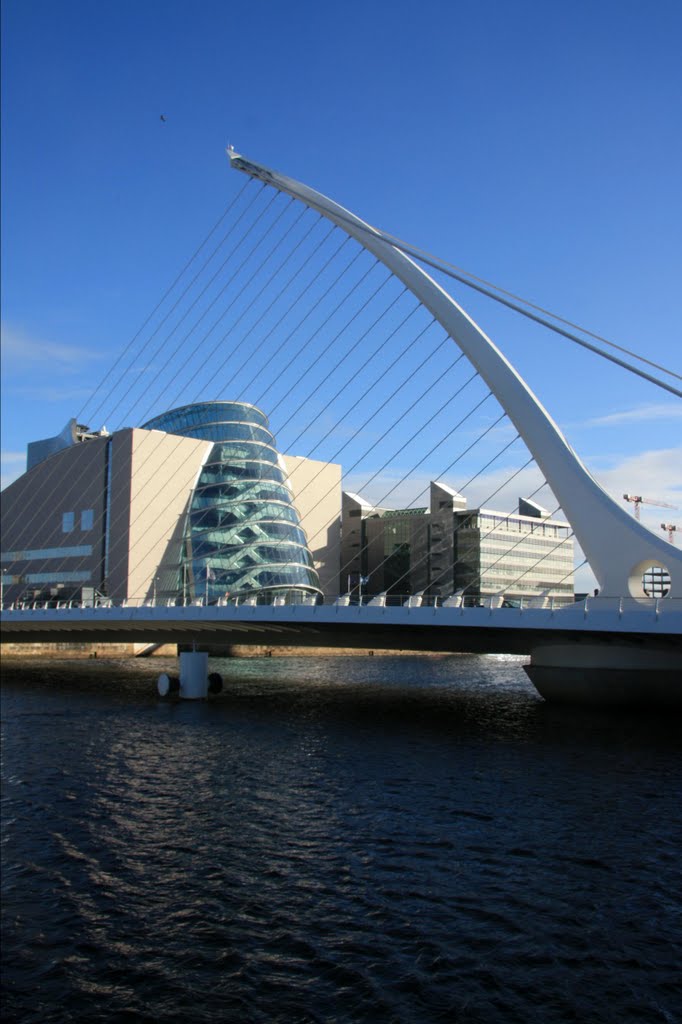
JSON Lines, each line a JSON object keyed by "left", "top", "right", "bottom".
{"left": 26, "top": 571, "right": 91, "bottom": 584}
{"left": 81, "top": 509, "right": 94, "bottom": 530}
{"left": 62, "top": 512, "right": 74, "bottom": 533}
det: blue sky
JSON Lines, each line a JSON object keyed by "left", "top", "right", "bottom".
{"left": 2, "top": 0, "right": 681, "bottom": 573}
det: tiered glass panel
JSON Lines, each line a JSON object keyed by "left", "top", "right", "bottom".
{"left": 143, "top": 402, "right": 322, "bottom": 603}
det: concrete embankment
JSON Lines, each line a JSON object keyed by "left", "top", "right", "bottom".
{"left": 0, "top": 642, "right": 176, "bottom": 659}
{"left": 1, "top": 641, "right": 449, "bottom": 659}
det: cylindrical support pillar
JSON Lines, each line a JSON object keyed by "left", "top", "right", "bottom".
{"left": 179, "top": 650, "right": 209, "bottom": 699}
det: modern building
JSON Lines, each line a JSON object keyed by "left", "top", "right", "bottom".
{"left": 340, "top": 482, "right": 574, "bottom": 605}
{"left": 1, "top": 402, "right": 341, "bottom": 606}
{"left": 2, "top": 402, "right": 575, "bottom": 609}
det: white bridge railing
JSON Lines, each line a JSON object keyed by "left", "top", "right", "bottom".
{"left": 2, "top": 594, "right": 681, "bottom": 620}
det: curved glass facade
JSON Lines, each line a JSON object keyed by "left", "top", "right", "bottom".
{"left": 142, "top": 402, "right": 322, "bottom": 602}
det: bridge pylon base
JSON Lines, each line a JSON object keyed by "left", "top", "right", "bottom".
{"left": 525, "top": 642, "right": 682, "bottom": 706}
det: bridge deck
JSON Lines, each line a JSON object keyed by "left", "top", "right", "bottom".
{"left": 2, "top": 601, "right": 680, "bottom": 655}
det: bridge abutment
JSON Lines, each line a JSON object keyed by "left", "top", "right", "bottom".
{"left": 525, "top": 641, "right": 681, "bottom": 705}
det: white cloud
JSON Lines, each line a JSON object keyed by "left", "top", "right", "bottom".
{"left": 585, "top": 446, "right": 681, "bottom": 507}
{"left": 584, "top": 402, "right": 682, "bottom": 428}
{"left": 1, "top": 324, "right": 103, "bottom": 370}
{"left": 14, "top": 385, "right": 93, "bottom": 402}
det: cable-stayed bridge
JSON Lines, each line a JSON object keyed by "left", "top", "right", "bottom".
{"left": 2, "top": 595, "right": 680, "bottom": 704}
{"left": 2, "top": 151, "right": 681, "bottom": 703}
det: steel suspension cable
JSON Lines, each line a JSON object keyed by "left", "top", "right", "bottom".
{"left": 187, "top": 360, "right": 482, "bottom": 581}
{"left": 333, "top": 404, "right": 506, "bottom": 588}
{"left": 186, "top": 380, "right": 485, "bottom": 589}
{"left": 238, "top": 249, "right": 371, "bottom": 410}
{"left": 382, "top": 451, "right": 539, "bottom": 599}
{"left": 122, "top": 195, "right": 302, "bottom": 429}
{"left": 118, "top": 317, "right": 445, "bottom": 596}
{"left": 416, "top": 477, "right": 558, "bottom": 598}
{"left": 339, "top": 435, "right": 528, "bottom": 596}
{"left": 7, "top": 194, "right": 321, "bottom": 597}
{"left": 84, "top": 180, "right": 265, "bottom": 427}
{"left": 305, "top": 206, "right": 682, "bottom": 390}
{"left": 198, "top": 222, "right": 341, "bottom": 398}
{"left": 114, "top": 309, "right": 449, "bottom": 601}
{"left": 76, "top": 176, "right": 254, "bottom": 425}
{"left": 2, "top": 182, "right": 266, "bottom": 528}
{"left": 268, "top": 295, "right": 419, "bottom": 447}
{"left": 428, "top": 495, "right": 577, "bottom": 604}
{"left": 161, "top": 209, "right": 324, "bottom": 405}
{"left": 263, "top": 271, "right": 397, "bottom": 422}
{"left": 2, "top": 183, "right": 275, "bottom": 531}
{"left": 72, "top": 244, "right": 409, "bottom": 602}
{"left": 106, "top": 188, "right": 282, "bottom": 431}
{"left": 119, "top": 327, "right": 489, "bottom": 606}
{"left": 83, "top": 234, "right": 360, "bottom": 584}
{"left": 4, "top": 195, "right": 296, "bottom": 596}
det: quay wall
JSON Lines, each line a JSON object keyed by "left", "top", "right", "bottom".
{"left": 1, "top": 642, "right": 446, "bottom": 659}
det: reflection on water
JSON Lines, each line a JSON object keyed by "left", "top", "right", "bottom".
{"left": 2, "top": 655, "right": 680, "bottom": 1023}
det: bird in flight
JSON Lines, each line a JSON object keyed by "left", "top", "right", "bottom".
{"left": 160, "top": 114, "right": 167, "bottom": 123}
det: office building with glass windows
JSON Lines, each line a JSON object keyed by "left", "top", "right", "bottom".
{"left": 2, "top": 401, "right": 574, "bottom": 609}
{"left": 1, "top": 402, "right": 341, "bottom": 606}
{"left": 341, "top": 483, "right": 574, "bottom": 605}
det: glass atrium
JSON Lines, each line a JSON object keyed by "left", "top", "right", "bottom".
{"left": 143, "top": 402, "right": 322, "bottom": 603}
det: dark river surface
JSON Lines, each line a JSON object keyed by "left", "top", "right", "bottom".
{"left": 1, "top": 654, "right": 680, "bottom": 1023}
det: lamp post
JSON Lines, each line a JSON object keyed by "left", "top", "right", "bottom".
{"left": 153, "top": 575, "right": 160, "bottom": 605}
{"left": 1, "top": 569, "right": 7, "bottom": 608}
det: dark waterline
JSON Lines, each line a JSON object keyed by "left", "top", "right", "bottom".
{"left": 2, "top": 654, "right": 681, "bottom": 1023}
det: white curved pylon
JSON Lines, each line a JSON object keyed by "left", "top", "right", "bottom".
{"left": 229, "top": 151, "right": 682, "bottom": 600}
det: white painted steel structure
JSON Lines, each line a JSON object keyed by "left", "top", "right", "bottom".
{"left": 3, "top": 596, "right": 680, "bottom": 703}
{"left": 2, "top": 154, "right": 680, "bottom": 702}
{"left": 228, "top": 150, "right": 682, "bottom": 602}
{"left": 2, "top": 597, "right": 679, "bottom": 641}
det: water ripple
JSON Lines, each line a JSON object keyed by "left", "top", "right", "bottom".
{"left": 2, "top": 655, "right": 681, "bottom": 1023}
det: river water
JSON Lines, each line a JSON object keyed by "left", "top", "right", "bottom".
{"left": 1, "top": 654, "right": 680, "bottom": 1023}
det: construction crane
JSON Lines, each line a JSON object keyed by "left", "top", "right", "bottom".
{"left": 623, "top": 493, "right": 678, "bottom": 520}
{"left": 660, "top": 523, "right": 678, "bottom": 544}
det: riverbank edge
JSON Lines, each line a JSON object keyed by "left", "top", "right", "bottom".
{"left": 0, "top": 642, "right": 465, "bottom": 660}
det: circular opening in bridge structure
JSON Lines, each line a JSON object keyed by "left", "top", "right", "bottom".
{"left": 641, "top": 565, "right": 671, "bottom": 598}
{"left": 628, "top": 560, "right": 672, "bottom": 598}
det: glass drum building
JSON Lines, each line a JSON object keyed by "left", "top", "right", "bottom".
{"left": 142, "top": 402, "right": 322, "bottom": 603}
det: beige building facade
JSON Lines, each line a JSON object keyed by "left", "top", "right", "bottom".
{"left": 341, "top": 483, "right": 574, "bottom": 605}
{"left": 282, "top": 455, "right": 341, "bottom": 596}
{"left": 1, "top": 412, "right": 343, "bottom": 605}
